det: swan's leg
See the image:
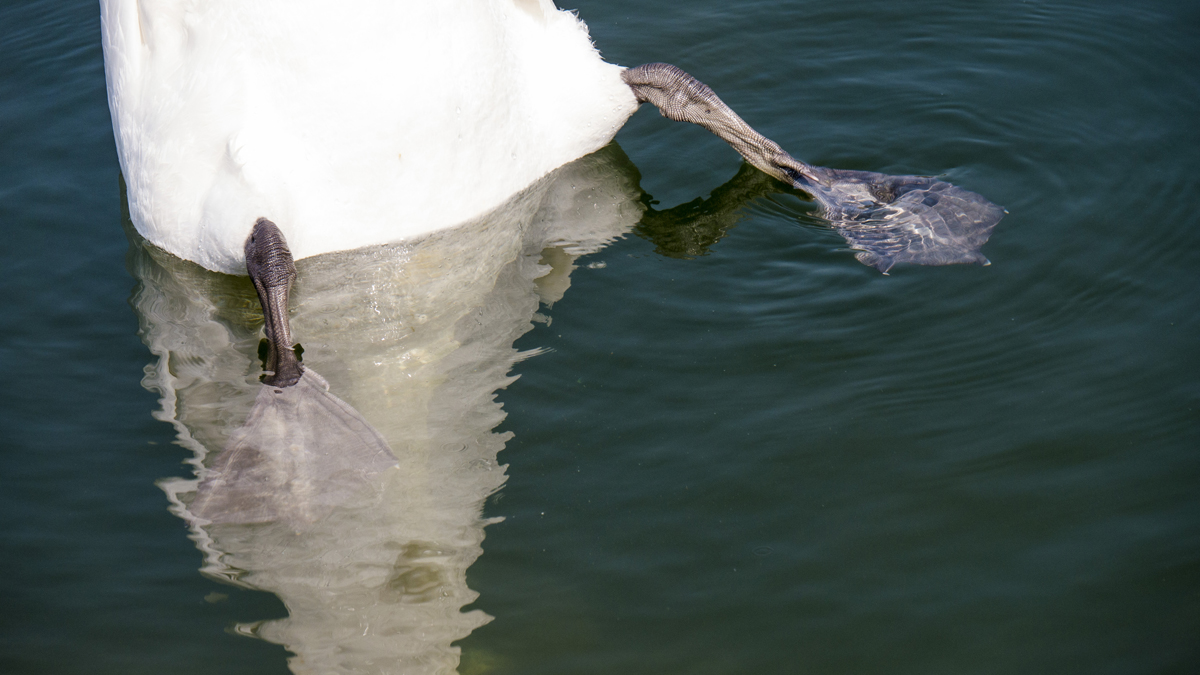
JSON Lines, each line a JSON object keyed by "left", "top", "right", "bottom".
{"left": 622, "top": 63, "right": 823, "bottom": 187}
{"left": 245, "top": 218, "right": 303, "bottom": 388}
{"left": 622, "top": 63, "right": 1005, "bottom": 274}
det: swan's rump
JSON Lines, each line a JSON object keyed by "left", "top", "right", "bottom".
{"left": 100, "top": 0, "right": 638, "bottom": 273}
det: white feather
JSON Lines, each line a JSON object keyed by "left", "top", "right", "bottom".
{"left": 101, "top": 0, "right": 638, "bottom": 273}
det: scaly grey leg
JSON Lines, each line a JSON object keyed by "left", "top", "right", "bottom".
{"left": 623, "top": 63, "right": 823, "bottom": 187}
{"left": 622, "top": 63, "right": 1005, "bottom": 273}
{"left": 246, "top": 217, "right": 304, "bottom": 386}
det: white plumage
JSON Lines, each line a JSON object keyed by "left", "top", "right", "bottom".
{"left": 101, "top": 0, "right": 638, "bottom": 274}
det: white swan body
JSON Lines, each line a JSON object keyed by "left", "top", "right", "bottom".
{"left": 101, "top": 0, "right": 638, "bottom": 274}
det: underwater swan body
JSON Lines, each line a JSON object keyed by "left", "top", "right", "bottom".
{"left": 134, "top": 154, "right": 644, "bottom": 670}
{"left": 101, "top": 0, "right": 1002, "bottom": 276}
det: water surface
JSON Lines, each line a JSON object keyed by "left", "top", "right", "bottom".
{"left": 1, "top": 1, "right": 1197, "bottom": 673}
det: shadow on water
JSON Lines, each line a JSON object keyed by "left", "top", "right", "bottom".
{"left": 634, "top": 162, "right": 818, "bottom": 260}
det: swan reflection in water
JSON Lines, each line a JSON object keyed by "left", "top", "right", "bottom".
{"left": 131, "top": 145, "right": 648, "bottom": 673}
{"left": 128, "top": 142, "right": 995, "bottom": 673}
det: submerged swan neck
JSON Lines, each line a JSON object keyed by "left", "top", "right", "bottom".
{"left": 245, "top": 217, "right": 302, "bottom": 387}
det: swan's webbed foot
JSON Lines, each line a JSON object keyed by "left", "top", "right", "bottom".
{"left": 622, "top": 63, "right": 1004, "bottom": 272}
{"left": 191, "top": 369, "right": 398, "bottom": 528}
{"left": 807, "top": 167, "right": 1005, "bottom": 274}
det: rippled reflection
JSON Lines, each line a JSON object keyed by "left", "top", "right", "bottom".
{"left": 124, "top": 138, "right": 850, "bottom": 672}
{"left": 127, "top": 145, "right": 643, "bottom": 673}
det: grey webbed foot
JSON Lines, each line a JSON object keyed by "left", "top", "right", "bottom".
{"left": 190, "top": 369, "right": 398, "bottom": 529}
{"left": 622, "top": 63, "right": 1004, "bottom": 272}
{"left": 804, "top": 167, "right": 1005, "bottom": 274}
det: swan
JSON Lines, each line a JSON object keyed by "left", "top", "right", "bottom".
{"left": 101, "top": 0, "right": 639, "bottom": 273}
{"left": 101, "top": 0, "right": 1002, "bottom": 276}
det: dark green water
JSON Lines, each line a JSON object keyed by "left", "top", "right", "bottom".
{"left": 2, "top": 1, "right": 1197, "bottom": 673}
